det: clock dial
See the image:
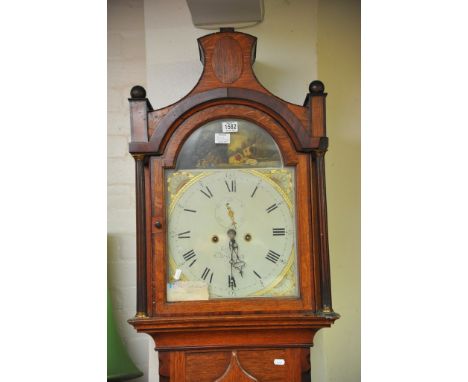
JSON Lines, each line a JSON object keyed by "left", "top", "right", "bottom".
{"left": 166, "top": 168, "right": 298, "bottom": 299}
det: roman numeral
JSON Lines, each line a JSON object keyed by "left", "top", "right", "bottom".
{"left": 250, "top": 185, "right": 258, "bottom": 198}
{"left": 200, "top": 186, "right": 213, "bottom": 199}
{"left": 266, "top": 250, "right": 281, "bottom": 264}
{"left": 182, "top": 249, "right": 196, "bottom": 261}
{"left": 189, "top": 259, "right": 197, "bottom": 267}
{"left": 225, "top": 179, "right": 236, "bottom": 192}
{"left": 178, "top": 231, "right": 191, "bottom": 239}
{"left": 253, "top": 270, "right": 262, "bottom": 279}
{"left": 266, "top": 203, "right": 278, "bottom": 213}
{"left": 210, "top": 273, "right": 214, "bottom": 284}
{"left": 184, "top": 208, "right": 197, "bottom": 213}
{"left": 272, "top": 228, "right": 286, "bottom": 236}
{"left": 201, "top": 267, "right": 211, "bottom": 281}
{"left": 228, "top": 275, "right": 236, "bottom": 288}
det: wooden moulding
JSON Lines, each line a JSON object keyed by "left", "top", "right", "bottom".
{"left": 130, "top": 89, "right": 325, "bottom": 155}
{"left": 128, "top": 313, "right": 336, "bottom": 350}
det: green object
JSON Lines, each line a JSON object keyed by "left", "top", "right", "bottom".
{"left": 107, "top": 290, "right": 143, "bottom": 381}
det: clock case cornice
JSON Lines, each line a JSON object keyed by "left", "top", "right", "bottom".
{"left": 129, "top": 313, "right": 337, "bottom": 352}
{"left": 128, "top": 29, "right": 328, "bottom": 156}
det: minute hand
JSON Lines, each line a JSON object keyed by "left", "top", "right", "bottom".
{"left": 229, "top": 243, "right": 234, "bottom": 289}
{"left": 229, "top": 237, "right": 245, "bottom": 277}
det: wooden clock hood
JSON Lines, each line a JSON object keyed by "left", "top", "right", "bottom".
{"left": 126, "top": 29, "right": 339, "bottom": 382}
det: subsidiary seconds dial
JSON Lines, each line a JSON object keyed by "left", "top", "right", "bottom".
{"left": 167, "top": 169, "right": 297, "bottom": 298}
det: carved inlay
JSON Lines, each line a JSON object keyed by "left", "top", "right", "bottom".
{"left": 212, "top": 37, "right": 243, "bottom": 84}
{"left": 214, "top": 351, "right": 258, "bottom": 382}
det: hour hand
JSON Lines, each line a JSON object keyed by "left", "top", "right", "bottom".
{"left": 225, "top": 203, "right": 237, "bottom": 228}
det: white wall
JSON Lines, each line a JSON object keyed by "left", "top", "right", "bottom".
{"left": 314, "top": 2, "right": 361, "bottom": 381}
{"left": 108, "top": 1, "right": 158, "bottom": 381}
{"left": 108, "top": 1, "right": 360, "bottom": 381}
{"left": 143, "top": 0, "right": 318, "bottom": 108}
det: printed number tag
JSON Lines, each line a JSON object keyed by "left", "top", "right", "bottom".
{"left": 222, "top": 121, "right": 238, "bottom": 133}
{"left": 274, "top": 359, "right": 285, "bottom": 366}
{"left": 215, "top": 133, "right": 230, "bottom": 144}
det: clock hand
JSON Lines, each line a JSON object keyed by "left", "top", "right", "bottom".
{"left": 227, "top": 228, "right": 245, "bottom": 278}
{"left": 229, "top": 239, "right": 235, "bottom": 290}
{"left": 226, "top": 203, "right": 237, "bottom": 229}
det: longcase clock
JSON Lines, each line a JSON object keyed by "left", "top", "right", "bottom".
{"left": 127, "top": 29, "right": 339, "bottom": 382}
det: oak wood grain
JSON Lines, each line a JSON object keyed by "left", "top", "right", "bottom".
{"left": 212, "top": 37, "right": 244, "bottom": 84}
{"left": 214, "top": 351, "right": 257, "bottom": 382}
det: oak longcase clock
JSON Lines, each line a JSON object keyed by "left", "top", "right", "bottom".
{"left": 127, "top": 29, "right": 339, "bottom": 382}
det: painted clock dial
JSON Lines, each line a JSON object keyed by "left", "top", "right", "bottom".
{"left": 165, "top": 119, "right": 299, "bottom": 300}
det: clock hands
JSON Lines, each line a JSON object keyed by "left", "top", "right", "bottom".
{"left": 228, "top": 230, "right": 236, "bottom": 291}
{"left": 227, "top": 228, "right": 246, "bottom": 279}
{"left": 225, "top": 203, "right": 245, "bottom": 280}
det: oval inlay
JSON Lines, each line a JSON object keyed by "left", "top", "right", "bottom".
{"left": 212, "top": 37, "right": 243, "bottom": 84}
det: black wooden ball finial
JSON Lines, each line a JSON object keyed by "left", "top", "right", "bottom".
{"left": 309, "top": 80, "right": 325, "bottom": 94}
{"left": 130, "top": 85, "right": 146, "bottom": 99}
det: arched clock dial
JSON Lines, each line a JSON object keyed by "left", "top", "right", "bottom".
{"left": 167, "top": 168, "right": 298, "bottom": 299}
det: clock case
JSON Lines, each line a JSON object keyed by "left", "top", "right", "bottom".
{"left": 127, "top": 29, "right": 338, "bottom": 381}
